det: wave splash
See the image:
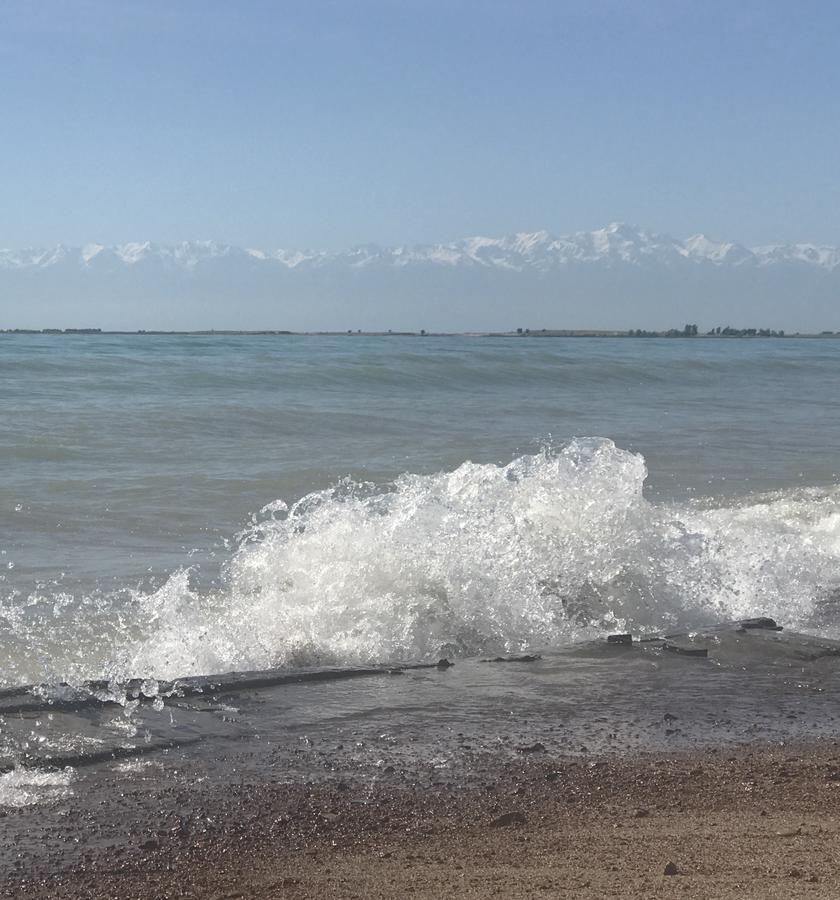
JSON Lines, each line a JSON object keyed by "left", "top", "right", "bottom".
{"left": 4, "top": 439, "right": 840, "bottom": 685}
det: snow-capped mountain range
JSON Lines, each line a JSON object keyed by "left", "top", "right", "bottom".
{"left": 2, "top": 223, "right": 838, "bottom": 332}
{"left": 2, "top": 223, "right": 839, "bottom": 273}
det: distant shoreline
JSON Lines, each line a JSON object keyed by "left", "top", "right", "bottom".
{"left": 2, "top": 328, "right": 840, "bottom": 339}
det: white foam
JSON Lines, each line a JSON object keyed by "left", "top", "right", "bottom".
{"left": 6, "top": 440, "right": 840, "bottom": 685}
{"left": 0, "top": 767, "right": 74, "bottom": 807}
{"left": 118, "top": 439, "right": 840, "bottom": 679}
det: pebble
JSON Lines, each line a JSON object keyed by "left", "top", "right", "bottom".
{"left": 489, "top": 811, "right": 527, "bottom": 828}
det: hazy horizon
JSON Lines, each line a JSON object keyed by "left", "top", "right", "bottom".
{"left": 2, "top": 219, "right": 838, "bottom": 333}
{"left": 1, "top": 218, "right": 839, "bottom": 254}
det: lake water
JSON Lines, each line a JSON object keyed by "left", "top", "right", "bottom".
{"left": 2, "top": 333, "right": 840, "bottom": 689}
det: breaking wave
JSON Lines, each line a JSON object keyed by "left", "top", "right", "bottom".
{"left": 3, "top": 439, "right": 840, "bottom": 686}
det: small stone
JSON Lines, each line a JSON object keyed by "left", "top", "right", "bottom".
{"left": 662, "top": 643, "right": 708, "bottom": 657}
{"left": 738, "top": 617, "right": 781, "bottom": 631}
{"left": 517, "top": 742, "right": 546, "bottom": 754}
{"left": 481, "top": 653, "right": 542, "bottom": 663}
{"left": 632, "top": 808, "right": 649, "bottom": 818}
{"left": 663, "top": 862, "right": 679, "bottom": 876}
{"left": 788, "top": 867, "right": 803, "bottom": 878}
{"left": 489, "top": 811, "right": 527, "bottom": 828}
{"left": 776, "top": 827, "right": 801, "bottom": 837}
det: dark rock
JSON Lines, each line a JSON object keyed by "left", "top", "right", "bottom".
{"left": 607, "top": 634, "right": 633, "bottom": 645}
{"left": 632, "top": 808, "right": 649, "bottom": 818}
{"left": 516, "top": 742, "right": 546, "bottom": 754}
{"left": 663, "top": 861, "right": 679, "bottom": 876}
{"left": 662, "top": 642, "right": 708, "bottom": 657}
{"left": 738, "top": 617, "right": 782, "bottom": 631}
{"left": 436, "top": 658, "right": 453, "bottom": 669}
{"left": 489, "top": 811, "right": 527, "bottom": 828}
{"left": 481, "top": 654, "right": 542, "bottom": 663}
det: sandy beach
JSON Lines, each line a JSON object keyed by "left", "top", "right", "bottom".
{"left": 4, "top": 739, "right": 840, "bottom": 899}
{"left": 4, "top": 622, "right": 840, "bottom": 898}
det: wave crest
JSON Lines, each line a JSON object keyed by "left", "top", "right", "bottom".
{"left": 5, "top": 438, "right": 840, "bottom": 685}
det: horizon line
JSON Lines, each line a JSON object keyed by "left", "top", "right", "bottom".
{"left": 2, "top": 327, "right": 836, "bottom": 339}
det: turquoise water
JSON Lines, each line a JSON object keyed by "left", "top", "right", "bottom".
{"left": 1, "top": 334, "right": 840, "bottom": 685}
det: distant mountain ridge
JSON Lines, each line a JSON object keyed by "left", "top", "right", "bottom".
{"left": 2, "top": 223, "right": 838, "bottom": 331}
{"left": 2, "top": 222, "right": 840, "bottom": 272}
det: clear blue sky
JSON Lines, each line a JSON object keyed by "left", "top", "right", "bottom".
{"left": 1, "top": 0, "right": 838, "bottom": 250}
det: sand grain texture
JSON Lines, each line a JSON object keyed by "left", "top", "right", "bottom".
{"left": 6, "top": 741, "right": 840, "bottom": 899}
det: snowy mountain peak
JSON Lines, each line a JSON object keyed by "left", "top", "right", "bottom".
{"left": 116, "top": 241, "right": 154, "bottom": 264}
{"left": 81, "top": 243, "right": 105, "bottom": 264}
{"left": 1, "top": 226, "right": 839, "bottom": 273}
{"left": 682, "top": 234, "right": 752, "bottom": 264}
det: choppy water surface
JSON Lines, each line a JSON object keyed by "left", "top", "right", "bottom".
{"left": 2, "top": 333, "right": 840, "bottom": 689}
{"left": 3, "top": 332, "right": 840, "bottom": 825}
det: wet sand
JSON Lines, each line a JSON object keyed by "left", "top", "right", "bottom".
{"left": 4, "top": 624, "right": 840, "bottom": 897}
{"left": 7, "top": 739, "right": 840, "bottom": 899}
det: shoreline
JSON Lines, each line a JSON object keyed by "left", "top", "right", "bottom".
{"left": 7, "top": 739, "right": 840, "bottom": 898}
{"left": 4, "top": 622, "right": 840, "bottom": 897}
{"left": 2, "top": 329, "right": 839, "bottom": 338}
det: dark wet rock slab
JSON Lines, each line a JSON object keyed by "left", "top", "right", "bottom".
{"left": 2, "top": 620, "right": 840, "bottom": 884}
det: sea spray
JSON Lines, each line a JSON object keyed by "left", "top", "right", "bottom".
{"left": 2, "top": 439, "right": 840, "bottom": 688}
{"left": 0, "top": 768, "right": 74, "bottom": 808}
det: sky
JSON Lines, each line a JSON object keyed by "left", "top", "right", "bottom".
{"left": 1, "top": 0, "right": 839, "bottom": 251}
